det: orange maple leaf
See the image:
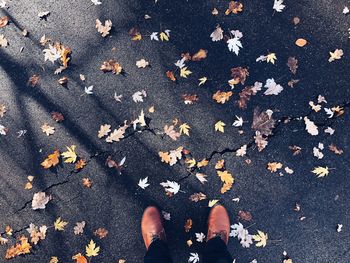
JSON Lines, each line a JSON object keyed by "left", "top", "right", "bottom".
{"left": 41, "top": 150, "right": 60, "bottom": 169}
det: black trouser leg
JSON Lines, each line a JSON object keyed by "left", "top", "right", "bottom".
{"left": 144, "top": 239, "right": 173, "bottom": 263}
{"left": 203, "top": 236, "right": 233, "bottom": 263}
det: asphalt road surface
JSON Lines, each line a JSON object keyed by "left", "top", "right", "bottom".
{"left": 0, "top": 0, "right": 349, "bottom": 262}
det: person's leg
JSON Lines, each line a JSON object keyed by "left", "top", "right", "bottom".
{"left": 141, "top": 206, "right": 173, "bottom": 263}
{"left": 203, "top": 236, "right": 232, "bottom": 263}
{"left": 203, "top": 205, "right": 233, "bottom": 263}
{"left": 144, "top": 239, "right": 173, "bottom": 263}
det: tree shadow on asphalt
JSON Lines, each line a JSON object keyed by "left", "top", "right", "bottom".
{"left": 1, "top": 0, "right": 350, "bottom": 262}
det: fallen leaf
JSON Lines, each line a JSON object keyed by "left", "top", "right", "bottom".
{"left": 136, "top": 59, "right": 149, "bottom": 68}
{"left": 28, "top": 74, "right": 40, "bottom": 87}
{"left": 54, "top": 217, "right": 68, "bottom": 231}
{"left": 96, "top": 19, "right": 112, "bottom": 37}
{"left": 166, "top": 70, "right": 176, "bottom": 81}
{"left": 180, "top": 67, "right": 192, "bottom": 78}
{"left": 32, "top": 192, "right": 51, "bottom": 210}
{"left": 304, "top": 117, "right": 318, "bottom": 136}
{"left": 225, "top": 1, "right": 243, "bottom": 15}
{"left": 253, "top": 230, "right": 268, "bottom": 247}
{"left": 41, "top": 150, "right": 60, "bottom": 169}
{"left": 0, "top": 34, "right": 8, "bottom": 47}
{"left": 329, "top": 144, "right": 343, "bottom": 155}
{"left": 215, "top": 121, "right": 225, "bottom": 133}
{"left": 287, "top": 57, "right": 298, "bottom": 74}
{"left": 100, "top": 60, "right": 122, "bottom": 74}
{"left": 164, "top": 125, "right": 181, "bottom": 140}
{"left": 252, "top": 108, "right": 276, "bottom": 136}
{"left": 86, "top": 239, "right": 100, "bottom": 257}
{"left": 74, "top": 221, "right": 86, "bottom": 235}
{"left": 267, "top": 162, "right": 283, "bottom": 172}
{"left": 72, "top": 253, "right": 88, "bottom": 263}
{"left": 0, "top": 16, "right": 9, "bottom": 28}
{"left": 61, "top": 145, "right": 78, "bottom": 163}
{"left": 295, "top": 38, "right": 307, "bottom": 47}
{"left": 192, "top": 49, "right": 207, "bottom": 61}
{"left": 51, "top": 111, "right": 64, "bottom": 122}
{"left": 311, "top": 166, "right": 329, "bottom": 178}
{"left": 41, "top": 123, "right": 55, "bottom": 136}
{"left": 184, "top": 219, "right": 193, "bottom": 232}
{"left": 213, "top": 90, "right": 233, "bottom": 104}
{"left": 94, "top": 228, "right": 108, "bottom": 239}
{"left": 179, "top": 123, "right": 190, "bottom": 136}
{"left": 82, "top": 178, "right": 92, "bottom": 188}
{"left": 328, "top": 49, "right": 343, "bottom": 62}
{"left": 189, "top": 192, "right": 207, "bottom": 202}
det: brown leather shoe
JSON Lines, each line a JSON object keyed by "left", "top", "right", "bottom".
{"left": 207, "top": 205, "right": 230, "bottom": 244}
{"left": 141, "top": 206, "right": 166, "bottom": 250}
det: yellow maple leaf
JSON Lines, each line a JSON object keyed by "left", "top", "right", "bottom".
{"left": 208, "top": 199, "right": 219, "bottom": 207}
{"left": 61, "top": 145, "right": 77, "bottom": 163}
{"left": 132, "top": 33, "right": 142, "bottom": 41}
{"left": 311, "top": 166, "right": 329, "bottom": 178}
{"left": 198, "top": 77, "right": 207, "bottom": 86}
{"left": 253, "top": 230, "right": 268, "bottom": 247}
{"left": 54, "top": 217, "right": 68, "bottom": 231}
{"left": 180, "top": 67, "right": 192, "bottom": 78}
{"left": 185, "top": 158, "right": 196, "bottom": 168}
{"left": 197, "top": 159, "right": 209, "bottom": 168}
{"left": 266, "top": 53, "right": 277, "bottom": 64}
{"left": 159, "top": 32, "right": 169, "bottom": 41}
{"left": 179, "top": 123, "right": 190, "bottom": 136}
{"left": 86, "top": 239, "right": 100, "bottom": 257}
{"left": 215, "top": 121, "right": 225, "bottom": 133}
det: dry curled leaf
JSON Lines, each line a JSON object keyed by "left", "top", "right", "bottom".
{"left": 192, "top": 49, "right": 207, "bottom": 61}
{"left": 230, "top": 67, "right": 249, "bottom": 85}
{"left": 51, "top": 111, "right": 64, "bottom": 122}
{"left": 41, "top": 150, "right": 60, "bottom": 169}
{"left": 182, "top": 94, "right": 199, "bottom": 104}
{"left": 189, "top": 192, "right": 207, "bottom": 202}
{"left": 213, "top": 90, "right": 233, "bottom": 104}
{"left": 238, "top": 210, "right": 252, "bottom": 221}
{"left": 82, "top": 178, "right": 92, "bottom": 188}
{"left": 94, "top": 228, "right": 108, "bottom": 239}
{"left": 100, "top": 60, "right": 122, "bottom": 74}
{"left": 5, "top": 236, "right": 32, "bottom": 259}
{"left": 27, "top": 74, "right": 40, "bottom": 87}
{"left": 287, "top": 57, "right": 298, "bottom": 74}
{"left": 75, "top": 159, "right": 87, "bottom": 170}
{"left": 267, "top": 162, "right": 283, "bottom": 172}
{"left": 0, "top": 16, "right": 9, "bottom": 28}
{"left": 184, "top": 219, "right": 193, "bottom": 232}
{"left": 251, "top": 108, "right": 276, "bottom": 136}
{"left": 0, "top": 104, "right": 7, "bottom": 117}
{"left": 225, "top": 1, "right": 243, "bottom": 15}
{"left": 166, "top": 70, "right": 176, "bottom": 81}
{"left": 329, "top": 144, "right": 343, "bottom": 155}
{"left": 236, "top": 86, "right": 254, "bottom": 109}
{"left": 58, "top": 76, "right": 68, "bottom": 85}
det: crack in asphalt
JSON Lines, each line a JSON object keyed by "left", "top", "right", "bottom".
{"left": 9, "top": 101, "right": 350, "bottom": 236}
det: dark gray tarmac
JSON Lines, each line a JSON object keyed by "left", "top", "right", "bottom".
{"left": 0, "top": 0, "right": 350, "bottom": 262}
